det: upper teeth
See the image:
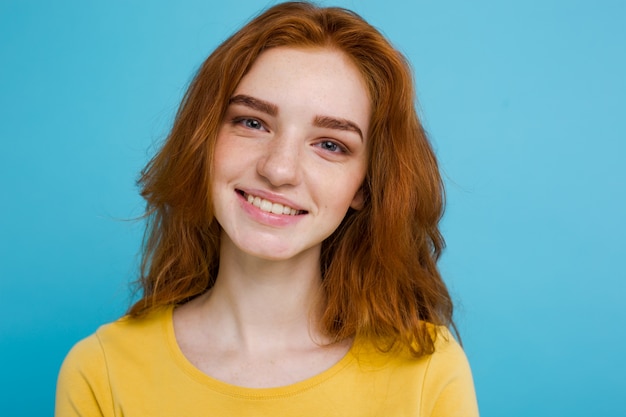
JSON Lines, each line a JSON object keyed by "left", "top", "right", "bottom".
{"left": 246, "top": 193, "right": 300, "bottom": 215}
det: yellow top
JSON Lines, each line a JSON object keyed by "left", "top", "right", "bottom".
{"left": 56, "top": 306, "right": 479, "bottom": 416}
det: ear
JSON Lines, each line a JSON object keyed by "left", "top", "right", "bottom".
{"left": 350, "top": 187, "right": 365, "bottom": 210}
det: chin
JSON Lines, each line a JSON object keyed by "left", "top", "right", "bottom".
{"left": 238, "top": 240, "right": 319, "bottom": 263}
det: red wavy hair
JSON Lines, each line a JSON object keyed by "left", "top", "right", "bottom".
{"left": 129, "top": 1, "right": 455, "bottom": 357}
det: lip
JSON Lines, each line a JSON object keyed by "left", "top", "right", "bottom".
{"left": 235, "top": 188, "right": 307, "bottom": 227}
{"left": 236, "top": 187, "right": 307, "bottom": 213}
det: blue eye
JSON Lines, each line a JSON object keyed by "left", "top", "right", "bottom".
{"left": 243, "top": 118, "right": 263, "bottom": 129}
{"left": 319, "top": 140, "right": 344, "bottom": 153}
{"left": 232, "top": 117, "right": 265, "bottom": 130}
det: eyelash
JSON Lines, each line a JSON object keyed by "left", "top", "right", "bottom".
{"left": 230, "top": 117, "right": 348, "bottom": 154}
{"left": 316, "top": 140, "right": 347, "bottom": 154}
{"left": 232, "top": 117, "right": 266, "bottom": 131}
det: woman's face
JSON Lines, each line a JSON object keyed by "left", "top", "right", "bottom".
{"left": 212, "top": 47, "right": 370, "bottom": 262}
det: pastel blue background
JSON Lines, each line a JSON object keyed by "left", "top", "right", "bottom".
{"left": 1, "top": 0, "right": 624, "bottom": 415}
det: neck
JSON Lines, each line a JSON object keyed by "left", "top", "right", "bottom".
{"left": 195, "top": 236, "right": 328, "bottom": 350}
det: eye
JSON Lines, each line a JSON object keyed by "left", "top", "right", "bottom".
{"left": 317, "top": 140, "right": 346, "bottom": 153}
{"left": 233, "top": 117, "right": 266, "bottom": 131}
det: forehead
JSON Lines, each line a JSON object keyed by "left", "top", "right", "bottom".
{"left": 233, "top": 47, "right": 371, "bottom": 134}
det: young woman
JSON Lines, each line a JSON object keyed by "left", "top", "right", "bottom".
{"left": 56, "top": 2, "right": 479, "bottom": 416}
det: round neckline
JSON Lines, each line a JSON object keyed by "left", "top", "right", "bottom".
{"left": 162, "top": 305, "right": 357, "bottom": 399}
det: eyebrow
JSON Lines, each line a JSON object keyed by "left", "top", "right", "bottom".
{"left": 313, "top": 115, "right": 363, "bottom": 141}
{"left": 229, "top": 94, "right": 278, "bottom": 117}
{"left": 229, "top": 94, "right": 364, "bottom": 141}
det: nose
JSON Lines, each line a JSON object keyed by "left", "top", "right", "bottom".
{"left": 256, "top": 133, "right": 302, "bottom": 187}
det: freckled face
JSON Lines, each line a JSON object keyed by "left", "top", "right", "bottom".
{"left": 212, "top": 47, "right": 370, "bottom": 261}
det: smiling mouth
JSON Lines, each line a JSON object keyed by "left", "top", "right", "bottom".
{"left": 237, "top": 190, "right": 307, "bottom": 216}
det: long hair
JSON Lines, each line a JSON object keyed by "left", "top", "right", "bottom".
{"left": 129, "top": 1, "right": 454, "bottom": 357}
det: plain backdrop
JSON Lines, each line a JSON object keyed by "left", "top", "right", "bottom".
{"left": 1, "top": 0, "right": 625, "bottom": 415}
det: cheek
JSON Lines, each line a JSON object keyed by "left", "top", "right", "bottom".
{"left": 329, "top": 172, "right": 366, "bottom": 211}
{"left": 213, "top": 131, "right": 261, "bottom": 174}
{"left": 213, "top": 134, "right": 231, "bottom": 167}
{"left": 210, "top": 139, "right": 239, "bottom": 204}
{"left": 213, "top": 137, "right": 244, "bottom": 180}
